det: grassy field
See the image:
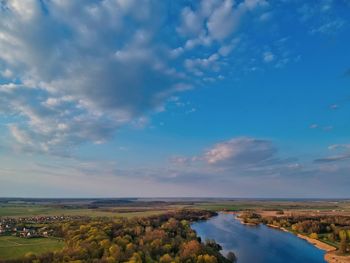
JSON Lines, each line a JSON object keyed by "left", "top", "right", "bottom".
{"left": 190, "top": 200, "right": 350, "bottom": 213}
{"left": 0, "top": 204, "right": 174, "bottom": 218}
{"left": 1, "top": 199, "right": 350, "bottom": 218}
{"left": 0, "top": 236, "right": 64, "bottom": 260}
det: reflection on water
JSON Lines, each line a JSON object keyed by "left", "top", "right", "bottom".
{"left": 191, "top": 213, "right": 326, "bottom": 263}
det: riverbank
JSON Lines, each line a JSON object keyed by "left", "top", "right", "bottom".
{"left": 233, "top": 213, "right": 348, "bottom": 263}
{"left": 296, "top": 234, "right": 336, "bottom": 252}
{"left": 194, "top": 212, "right": 329, "bottom": 263}
{"left": 296, "top": 235, "right": 350, "bottom": 263}
{"left": 232, "top": 211, "right": 350, "bottom": 263}
{"left": 265, "top": 224, "right": 350, "bottom": 263}
{"left": 325, "top": 252, "right": 350, "bottom": 263}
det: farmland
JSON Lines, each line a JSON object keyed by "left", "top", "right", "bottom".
{"left": 0, "top": 236, "right": 64, "bottom": 260}
{"left": 0, "top": 204, "right": 169, "bottom": 218}
{"left": 1, "top": 198, "right": 350, "bottom": 218}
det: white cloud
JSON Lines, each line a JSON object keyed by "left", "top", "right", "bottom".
{"left": 207, "top": 0, "right": 239, "bottom": 40}
{"left": 1, "top": 68, "right": 13, "bottom": 78}
{"left": 259, "top": 12, "right": 272, "bottom": 22}
{"left": 314, "top": 154, "right": 350, "bottom": 163}
{"left": 177, "top": 7, "right": 204, "bottom": 37}
{"left": 0, "top": 0, "right": 315, "bottom": 156}
{"left": 328, "top": 144, "right": 350, "bottom": 150}
{"left": 0, "top": 0, "right": 192, "bottom": 154}
{"left": 218, "top": 38, "right": 240, "bottom": 56}
{"left": 298, "top": 1, "right": 347, "bottom": 36}
{"left": 8, "top": 124, "right": 32, "bottom": 146}
{"left": 204, "top": 137, "right": 276, "bottom": 166}
{"left": 263, "top": 51, "right": 275, "bottom": 63}
{"left": 310, "top": 19, "right": 346, "bottom": 35}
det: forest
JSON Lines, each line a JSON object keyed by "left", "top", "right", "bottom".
{"left": 1, "top": 210, "right": 236, "bottom": 263}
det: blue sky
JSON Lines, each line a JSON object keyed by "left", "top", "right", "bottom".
{"left": 0, "top": 0, "right": 350, "bottom": 197}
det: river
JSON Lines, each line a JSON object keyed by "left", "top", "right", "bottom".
{"left": 191, "top": 213, "right": 326, "bottom": 263}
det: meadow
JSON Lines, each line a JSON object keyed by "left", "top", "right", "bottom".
{"left": 191, "top": 199, "right": 350, "bottom": 215}
{"left": 1, "top": 198, "right": 350, "bottom": 218}
{"left": 0, "top": 236, "right": 64, "bottom": 260}
{"left": 0, "top": 204, "right": 173, "bottom": 218}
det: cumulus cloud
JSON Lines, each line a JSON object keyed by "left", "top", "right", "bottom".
{"left": 207, "top": 0, "right": 239, "bottom": 40}
{"left": 203, "top": 137, "right": 277, "bottom": 166}
{"left": 0, "top": 0, "right": 186, "bottom": 154}
{"left": 169, "top": 137, "right": 296, "bottom": 179}
{"left": 0, "top": 84, "right": 121, "bottom": 155}
{"left": 0, "top": 0, "right": 272, "bottom": 154}
{"left": 177, "top": 0, "right": 267, "bottom": 52}
{"left": 162, "top": 138, "right": 350, "bottom": 195}
{"left": 0, "top": 0, "right": 325, "bottom": 156}
{"left": 177, "top": 7, "right": 204, "bottom": 37}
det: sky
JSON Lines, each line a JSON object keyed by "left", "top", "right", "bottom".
{"left": 0, "top": 0, "right": 349, "bottom": 198}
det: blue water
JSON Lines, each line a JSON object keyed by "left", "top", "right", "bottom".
{"left": 191, "top": 213, "right": 326, "bottom": 263}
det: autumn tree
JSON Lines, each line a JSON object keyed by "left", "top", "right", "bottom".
{"left": 339, "top": 236, "right": 348, "bottom": 254}
{"left": 180, "top": 240, "right": 202, "bottom": 261}
{"left": 159, "top": 253, "right": 173, "bottom": 263}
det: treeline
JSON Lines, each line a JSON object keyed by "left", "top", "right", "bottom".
{"left": 237, "top": 211, "right": 262, "bottom": 225}
{"left": 3, "top": 210, "right": 236, "bottom": 263}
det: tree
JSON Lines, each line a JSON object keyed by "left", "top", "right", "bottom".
{"left": 180, "top": 240, "right": 202, "bottom": 260}
{"left": 309, "top": 233, "right": 318, "bottom": 239}
{"left": 205, "top": 239, "right": 222, "bottom": 251}
{"left": 339, "top": 230, "right": 347, "bottom": 241}
{"left": 109, "top": 244, "right": 122, "bottom": 261}
{"left": 159, "top": 253, "right": 173, "bottom": 263}
{"left": 328, "top": 233, "right": 335, "bottom": 242}
{"left": 127, "top": 252, "right": 142, "bottom": 263}
{"left": 125, "top": 242, "right": 136, "bottom": 258}
{"left": 197, "top": 254, "right": 218, "bottom": 263}
{"left": 24, "top": 252, "right": 37, "bottom": 261}
{"left": 13, "top": 209, "right": 227, "bottom": 263}
{"left": 339, "top": 237, "right": 348, "bottom": 254}
{"left": 226, "top": 251, "right": 237, "bottom": 263}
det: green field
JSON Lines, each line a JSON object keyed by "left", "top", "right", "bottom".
{"left": 190, "top": 200, "right": 350, "bottom": 212}
{"left": 0, "top": 236, "right": 64, "bottom": 260}
{"left": 1, "top": 199, "right": 350, "bottom": 218}
{"left": 0, "top": 205, "right": 171, "bottom": 218}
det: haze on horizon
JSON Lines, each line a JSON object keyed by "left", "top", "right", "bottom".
{"left": 0, "top": 0, "right": 349, "bottom": 198}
